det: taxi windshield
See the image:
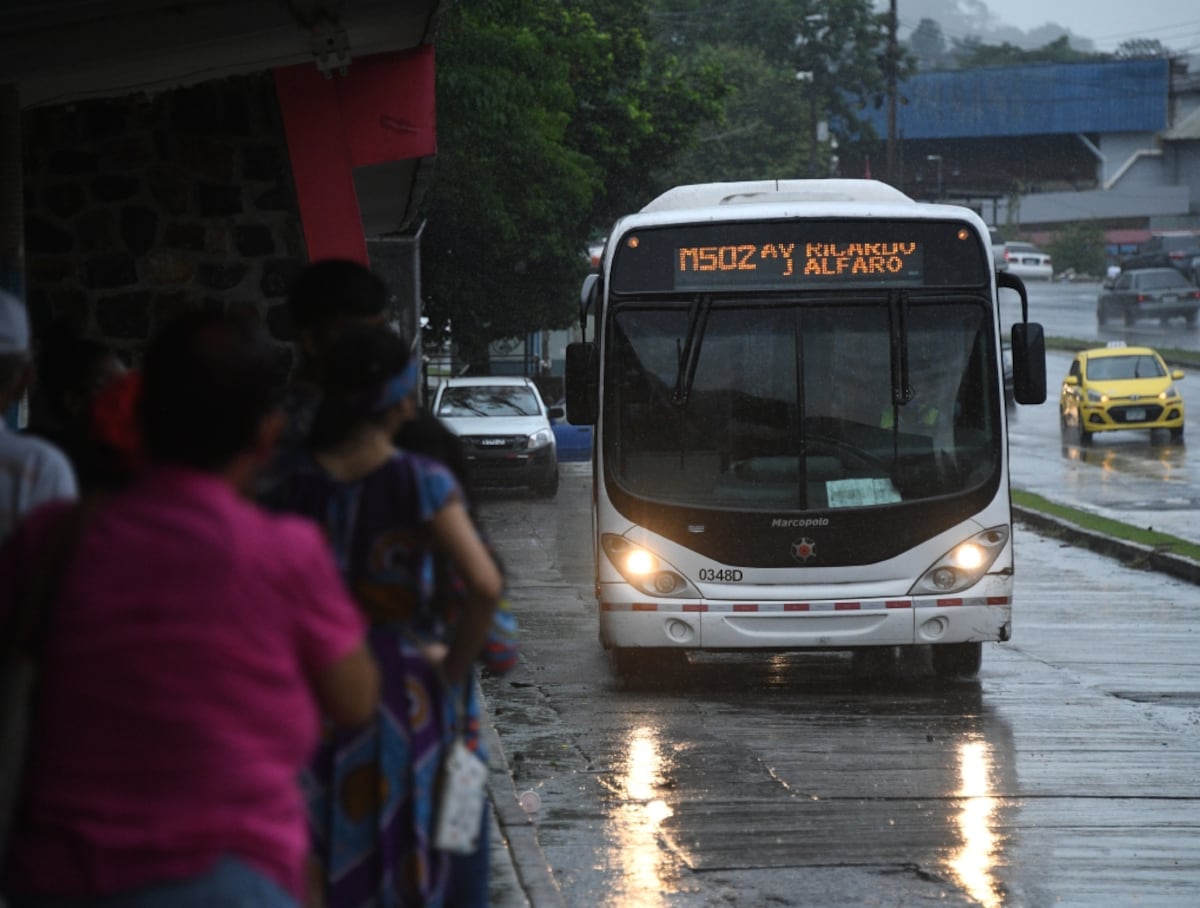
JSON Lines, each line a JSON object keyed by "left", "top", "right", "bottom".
{"left": 1086, "top": 355, "right": 1165, "bottom": 381}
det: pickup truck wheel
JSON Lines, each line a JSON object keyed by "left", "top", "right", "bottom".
{"left": 1124, "top": 306, "right": 1138, "bottom": 326}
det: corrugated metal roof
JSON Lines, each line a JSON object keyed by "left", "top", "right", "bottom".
{"left": 863, "top": 59, "right": 1169, "bottom": 140}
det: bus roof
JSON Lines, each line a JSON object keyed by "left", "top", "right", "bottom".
{"left": 640, "top": 180, "right": 913, "bottom": 213}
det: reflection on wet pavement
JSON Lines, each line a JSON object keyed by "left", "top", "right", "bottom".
{"left": 949, "top": 738, "right": 1003, "bottom": 908}
{"left": 605, "top": 726, "right": 677, "bottom": 906}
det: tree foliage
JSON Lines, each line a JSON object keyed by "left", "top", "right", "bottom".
{"left": 649, "top": 0, "right": 898, "bottom": 184}
{"left": 420, "top": 0, "right": 722, "bottom": 361}
{"left": 908, "top": 18, "right": 949, "bottom": 71}
{"left": 1046, "top": 221, "right": 1107, "bottom": 278}
{"left": 947, "top": 35, "right": 1107, "bottom": 68}
{"left": 1115, "top": 38, "right": 1170, "bottom": 60}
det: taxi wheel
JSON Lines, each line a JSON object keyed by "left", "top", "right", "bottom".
{"left": 1171, "top": 424, "right": 1184, "bottom": 440}
{"left": 1079, "top": 425, "right": 1094, "bottom": 445}
{"left": 931, "top": 641, "right": 982, "bottom": 679}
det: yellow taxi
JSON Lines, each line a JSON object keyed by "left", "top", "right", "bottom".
{"left": 1059, "top": 343, "right": 1184, "bottom": 444}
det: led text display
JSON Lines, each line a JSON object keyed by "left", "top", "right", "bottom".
{"left": 675, "top": 241, "right": 921, "bottom": 288}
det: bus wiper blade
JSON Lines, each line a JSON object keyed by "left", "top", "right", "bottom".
{"left": 889, "top": 290, "right": 914, "bottom": 408}
{"left": 673, "top": 297, "right": 711, "bottom": 405}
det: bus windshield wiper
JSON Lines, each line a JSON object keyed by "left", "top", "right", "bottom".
{"left": 672, "top": 297, "right": 711, "bottom": 406}
{"left": 887, "top": 289, "right": 914, "bottom": 422}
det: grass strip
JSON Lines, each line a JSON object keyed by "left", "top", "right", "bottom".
{"left": 1011, "top": 489, "right": 1200, "bottom": 562}
{"left": 1001, "top": 332, "right": 1200, "bottom": 369}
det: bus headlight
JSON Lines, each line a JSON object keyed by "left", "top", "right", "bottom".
{"left": 601, "top": 534, "right": 699, "bottom": 598}
{"left": 909, "top": 526, "right": 1009, "bottom": 596}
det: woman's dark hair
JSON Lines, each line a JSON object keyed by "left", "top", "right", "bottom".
{"left": 139, "top": 311, "right": 282, "bottom": 471}
{"left": 287, "top": 259, "right": 389, "bottom": 335}
{"left": 35, "top": 323, "right": 119, "bottom": 422}
{"left": 309, "top": 322, "right": 411, "bottom": 452}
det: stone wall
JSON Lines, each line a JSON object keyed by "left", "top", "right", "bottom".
{"left": 22, "top": 72, "right": 307, "bottom": 369}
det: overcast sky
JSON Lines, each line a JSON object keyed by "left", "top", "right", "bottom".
{"left": 881, "top": 0, "right": 1200, "bottom": 55}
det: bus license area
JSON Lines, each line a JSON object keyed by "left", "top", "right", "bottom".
{"left": 677, "top": 242, "right": 919, "bottom": 279}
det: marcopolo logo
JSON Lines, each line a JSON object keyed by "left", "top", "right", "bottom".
{"left": 770, "top": 517, "right": 830, "bottom": 528}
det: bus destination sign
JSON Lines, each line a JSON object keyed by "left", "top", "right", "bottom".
{"left": 674, "top": 240, "right": 923, "bottom": 289}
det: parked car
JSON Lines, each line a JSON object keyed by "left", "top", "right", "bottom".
{"left": 549, "top": 399, "right": 592, "bottom": 462}
{"left": 1059, "top": 343, "right": 1184, "bottom": 444}
{"left": 1001, "top": 340, "right": 1014, "bottom": 409}
{"left": 432, "top": 376, "right": 560, "bottom": 496}
{"left": 1096, "top": 267, "right": 1200, "bottom": 326}
{"left": 1121, "top": 233, "right": 1200, "bottom": 283}
{"left": 994, "top": 242, "right": 1053, "bottom": 281}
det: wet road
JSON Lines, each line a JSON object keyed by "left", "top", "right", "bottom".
{"left": 1001, "top": 279, "right": 1200, "bottom": 353}
{"left": 480, "top": 463, "right": 1200, "bottom": 908}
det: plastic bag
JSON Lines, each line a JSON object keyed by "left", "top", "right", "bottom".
{"left": 434, "top": 738, "right": 488, "bottom": 854}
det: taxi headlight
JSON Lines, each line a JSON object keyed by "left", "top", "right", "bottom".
{"left": 1086, "top": 389, "right": 1107, "bottom": 403}
{"left": 601, "top": 534, "right": 699, "bottom": 598}
{"left": 1159, "top": 385, "right": 1178, "bottom": 401}
{"left": 910, "top": 527, "right": 1009, "bottom": 596}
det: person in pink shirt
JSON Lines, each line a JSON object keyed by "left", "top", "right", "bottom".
{"left": 0, "top": 311, "right": 379, "bottom": 907}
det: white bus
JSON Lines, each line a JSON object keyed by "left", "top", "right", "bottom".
{"left": 564, "top": 180, "right": 1046, "bottom": 678}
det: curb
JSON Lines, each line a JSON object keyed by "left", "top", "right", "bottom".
{"left": 480, "top": 688, "right": 565, "bottom": 908}
{"left": 1013, "top": 504, "right": 1200, "bottom": 587}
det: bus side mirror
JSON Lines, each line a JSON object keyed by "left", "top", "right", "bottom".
{"left": 565, "top": 341, "right": 598, "bottom": 425}
{"left": 1010, "top": 321, "right": 1046, "bottom": 405}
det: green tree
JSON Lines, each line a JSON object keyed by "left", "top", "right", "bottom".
{"left": 908, "top": 18, "right": 949, "bottom": 71}
{"left": 1115, "top": 38, "right": 1170, "bottom": 59}
{"left": 420, "top": 0, "right": 722, "bottom": 363}
{"left": 663, "top": 43, "right": 809, "bottom": 185}
{"left": 649, "top": 0, "right": 896, "bottom": 182}
{"left": 951, "top": 35, "right": 1108, "bottom": 68}
{"left": 1046, "top": 221, "right": 1107, "bottom": 278}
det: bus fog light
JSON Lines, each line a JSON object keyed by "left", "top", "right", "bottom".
{"left": 665, "top": 619, "right": 694, "bottom": 642}
{"left": 920, "top": 616, "right": 949, "bottom": 640}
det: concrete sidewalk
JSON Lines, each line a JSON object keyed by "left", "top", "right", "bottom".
{"left": 482, "top": 694, "right": 564, "bottom": 908}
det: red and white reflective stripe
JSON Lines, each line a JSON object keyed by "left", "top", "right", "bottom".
{"left": 600, "top": 596, "right": 1010, "bottom": 613}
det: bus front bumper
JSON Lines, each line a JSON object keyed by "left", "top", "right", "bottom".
{"left": 598, "top": 595, "right": 1012, "bottom": 650}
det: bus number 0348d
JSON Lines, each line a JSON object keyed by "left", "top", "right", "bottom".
{"left": 698, "top": 568, "right": 744, "bottom": 582}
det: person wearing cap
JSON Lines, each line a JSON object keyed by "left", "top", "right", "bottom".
{"left": 0, "top": 289, "right": 78, "bottom": 542}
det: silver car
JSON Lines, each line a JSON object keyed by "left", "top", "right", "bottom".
{"left": 994, "top": 241, "right": 1053, "bottom": 281}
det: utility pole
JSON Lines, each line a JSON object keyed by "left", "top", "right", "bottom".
{"left": 885, "top": 0, "right": 898, "bottom": 185}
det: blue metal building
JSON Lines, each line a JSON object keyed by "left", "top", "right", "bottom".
{"left": 856, "top": 58, "right": 1199, "bottom": 235}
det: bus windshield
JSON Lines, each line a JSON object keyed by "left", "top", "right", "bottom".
{"left": 605, "top": 295, "right": 1001, "bottom": 511}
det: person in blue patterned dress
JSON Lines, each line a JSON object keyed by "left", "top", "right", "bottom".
{"left": 271, "top": 323, "right": 502, "bottom": 908}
